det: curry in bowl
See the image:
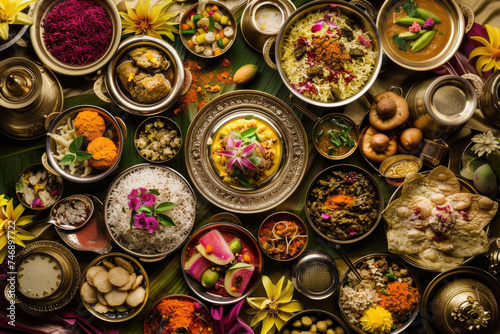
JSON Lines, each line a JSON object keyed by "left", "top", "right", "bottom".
{"left": 210, "top": 117, "right": 282, "bottom": 188}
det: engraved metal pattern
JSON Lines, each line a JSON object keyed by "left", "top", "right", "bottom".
{"left": 460, "top": 3, "right": 474, "bottom": 34}
{"left": 185, "top": 90, "right": 308, "bottom": 214}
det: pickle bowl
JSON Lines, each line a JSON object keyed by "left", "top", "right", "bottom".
{"left": 380, "top": 154, "right": 423, "bottom": 187}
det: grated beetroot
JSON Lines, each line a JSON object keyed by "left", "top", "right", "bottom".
{"left": 42, "top": 0, "right": 112, "bottom": 66}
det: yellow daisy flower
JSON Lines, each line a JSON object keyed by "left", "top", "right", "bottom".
{"left": 246, "top": 276, "right": 303, "bottom": 334}
{"left": 0, "top": 0, "right": 37, "bottom": 40}
{"left": 120, "top": 0, "right": 178, "bottom": 41}
{"left": 0, "top": 195, "right": 35, "bottom": 263}
{"left": 469, "top": 24, "right": 500, "bottom": 76}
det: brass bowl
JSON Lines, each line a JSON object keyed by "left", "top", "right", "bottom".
{"left": 312, "top": 113, "right": 359, "bottom": 160}
{"left": 80, "top": 252, "right": 149, "bottom": 322}
{"left": 30, "top": 0, "right": 121, "bottom": 76}
{"left": 16, "top": 163, "right": 63, "bottom": 210}
{"left": 380, "top": 154, "right": 423, "bottom": 187}
{"left": 258, "top": 211, "right": 308, "bottom": 262}
{"left": 339, "top": 253, "right": 422, "bottom": 334}
{"left": 14, "top": 240, "right": 80, "bottom": 312}
{"left": 134, "top": 116, "right": 182, "bottom": 163}
{"left": 421, "top": 266, "right": 500, "bottom": 334}
{"left": 279, "top": 309, "right": 351, "bottom": 334}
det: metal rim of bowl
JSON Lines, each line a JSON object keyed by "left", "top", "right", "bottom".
{"left": 305, "top": 164, "right": 385, "bottom": 244}
{"left": 29, "top": 0, "right": 122, "bottom": 76}
{"left": 379, "top": 154, "right": 424, "bottom": 184}
{"left": 80, "top": 252, "right": 149, "bottom": 322}
{"left": 312, "top": 113, "right": 360, "bottom": 160}
{"left": 274, "top": 0, "right": 383, "bottom": 108}
{"left": 258, "top": 211, "right": 308, "bottom": 262}
{"left": 376, "top": 0, "right": 464, "bottom": 71}
{"left": 134, "top": 116, "right": 182, "bottom": 163}
{"left": 338, "top": 252, "right": 422, "bottom": 334}
{"left": 279, "top": 309, "right": 351, "bottom": 334}
{"left": 103, "top": 163, "right": 197, "bottom": 259}
{"left": 420, "top": 266, "right": 500, "bottom": 334}
{"left": 143, "top": 294, "right": 215, "bottom": 334}
{"left": 16, "top": 162, "right": 64, "bottom": 210}
{"left": 179, "top": 1, "right": 237, "bottom": 58}
{"left": 45, "top": 105, "right": 124, "bottom": 184}
{"left": 105, "top": 35, "right": 185, "bottom": 116}
{"left": 180, "top": 221, "right": 264, "bottom": 306}
{"left": 50, "top": 194, "right": 95, "bottom": 230}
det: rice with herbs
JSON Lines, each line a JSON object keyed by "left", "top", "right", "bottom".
{"left": 106, "top": 166, "right": 195, "bottom": 255}
{"left": 281, "top": 7, "right": 378, "bottom": 102}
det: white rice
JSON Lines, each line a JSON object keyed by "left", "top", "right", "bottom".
{"left": 106, "top": 166, "right": 196, "bottom": 255}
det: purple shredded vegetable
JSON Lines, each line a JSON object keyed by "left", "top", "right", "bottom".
{"left": 42, "top": 0, "right": 112, "bottom": 66}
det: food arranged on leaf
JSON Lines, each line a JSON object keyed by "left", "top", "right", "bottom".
{"left": 383, "top": 166, "right": 498, "bottom": 271}
{"left": 184, "top": 229, "right": 258, "bottom": 298}
{"left": 211, "top": 117, "right": 281, "bottom": 187}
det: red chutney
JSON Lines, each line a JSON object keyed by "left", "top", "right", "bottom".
{"left": 185, "top": 230, "right": 259, "bottom": 298}
{"left": 259, "top": 214, "right": 307, "bottom": 260}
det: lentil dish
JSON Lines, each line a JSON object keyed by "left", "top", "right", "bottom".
{"left": 307, "top": 169, "right": 380, "bottom": 240}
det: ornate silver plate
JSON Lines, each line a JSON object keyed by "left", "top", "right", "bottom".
{"left": 185, "top": 90, "right": 308, "bottom": 213}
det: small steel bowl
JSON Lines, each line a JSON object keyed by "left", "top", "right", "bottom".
{"left": 144, "top": 295, "right": 215, "bottom": 334}
{"left": 179, "top": 1, "right": 237, "bottom": 58}
{"left": 312, "top": 113, "right": 359, "bottom": 160}
{"left": 45, "top": 105, "right": 125, "bottom": 184}
{"left": 258, "top": 211, "right": 308, "bottom": 262}
{"left": 16, "top": 163, "right": 63, "bottom": 210}
{"left": 30, "top": 0, "right": 121, "bottom": 76}
{"left": 104, "top": 35, "right": 185, "bottom": 115}
{"left": 305, "top": 164, "right": 384, "bottom": 244}
{"left": 380, "top": 154, "right": 423, "bottom": 187}
{"left": 134, "top": 116, "right": 182, "bottom": 163}
{"left": 80, "top": 252, "right": 149, "bottom": 322}
{"left": 279, "top": 309, "right": 351, "bottom": 334}
{"left": 339, "top": 253, "right": 421, "bottom": 334}
{"left": 181, "top": 222, "right": 263, "bottom": 305}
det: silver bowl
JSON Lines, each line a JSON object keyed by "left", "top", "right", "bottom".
{"left": 134, "top": 116, "right": 182, "bottom": 163}
{"left": 45, "top": 105, "right": 125, "bottom": 183}
{"left": 30, "top": 0, "right": 121, "bottom": 76}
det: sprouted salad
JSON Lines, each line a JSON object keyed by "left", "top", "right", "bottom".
{"left": 281, "top": 5, "right": 378, "bottom": 102}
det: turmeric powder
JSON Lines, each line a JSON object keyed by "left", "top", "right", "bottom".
{"left": 74, "top": 110, "right": 106, "bottom": 141}
{"left": 87, "top": 137, "right": 118, "bottom": 170}
{"left": 151, "top": 297, "right": 213, "bottom": 334}
{"left": 324, "top": 194, "right": 354, "bottom": 210}
{"left": 379, "top": 281, "right": 419, "bottom": 321}
{"left": 311, "top": 36, "right": 349, "bottom": 71}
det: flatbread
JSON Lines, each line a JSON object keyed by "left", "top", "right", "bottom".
{"left": 417, "top": 248, "right": 465, "bottom": 272}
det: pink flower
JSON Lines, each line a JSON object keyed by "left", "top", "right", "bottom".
{"left": 423, "top": 17, "right": 435, "bottom": 29}
{"left": 50, "top": 189, "right": 60, "bottom": 197}
{"left": 357, "top": 34, "right": 371, "bottom": 48}
{"left": 141, "top": 192, "right": 156, "bottom": 206}
{"left": 144, "top": 216, "right": 159, "bottom": 233}
{"left": 127, "top": 188, "right": 139, "bottom": 200}
{"left": 32, "top": 198, "right": 44, "bottom": 208}
{"left": 408, "top": 21, "right": 422, "bottom": 33}
{"left": 128, "top": 198, "right": 141, "bottom": 211}
{"left": 138, "top": 187, "right": 148, "bottom": 196}
{"left": 134, "top": 212, "right": 159, "bottom": 233}
{"left": 321, "top": 213, "right": 331, "bottom": 219}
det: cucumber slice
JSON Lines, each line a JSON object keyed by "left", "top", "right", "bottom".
{"left": 411, "top": 30, "right": 437, "bottom": 52}
{"left": 399, "top": 30, "right": 427, "bottom": 40}
{"left": 417, "top": 8, "right": 442, "bottom": 23}
{"left": 396, "top": 16, "right": 426, "bottom": 27}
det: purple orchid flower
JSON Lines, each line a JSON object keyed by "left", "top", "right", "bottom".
{"left": 216, "top": 134, "right": 259, "bottom": 172}
{"left": 311, "top": 13, "right": 339, "bottom": 32}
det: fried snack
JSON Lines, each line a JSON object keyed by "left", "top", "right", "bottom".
{"left": 74, "top": 110, "right": 106, "bottom": 142}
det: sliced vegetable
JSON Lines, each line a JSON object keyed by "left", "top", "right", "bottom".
{"left": 411, "top": 30, "right": 436, "bottom": 52}
{"left": 395, "top": 16, "right": 426, "bottom": 27}
{"left": 398, "top": 29, "right": 427, "bottom": 40}
{"left": 417, "top": 8, "right": 441, "bottom": 23}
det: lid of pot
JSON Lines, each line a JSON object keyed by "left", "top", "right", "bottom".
{"left": 421, "top": 267, "right": 500, "bottom": 334}
{"left": 0, "top": 57, "right": 42, "bottom": 109}
{"left": 425, "top": 75, "right": 477, "bottom": 126}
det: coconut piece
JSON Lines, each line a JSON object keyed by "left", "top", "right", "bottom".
{"left": 131, "top": 275, "right": 143, "bottom": 290}
{"left": 94, "top": 302, "right": 110, "bottom": 314}
{"left": 369, "top": 91, "right": 409, "bottom": 131}
{"left": 102, "top": 260, "right": 116, "bottom": 270}
{"left": 109, "top": 267, "right": 130, "bottom": 287}
{"left": 118, "top": 273, "right": 137, "bottom": 291}
{"left": 81, "top": 282, "right": 98, "bottom": 304}
{"left": 114, "top": 257, "right": 134, "bottom": 274}
{"left": 126, "top": 286, "right": 146, "bottom": 308}
{"left": 104, "top": 289, "right": 128, "bottom": 306}
{"left": 93, "top": 270, "right": 113, "bottom": 293}
{"left": 86, "top": 266, "right": 107, "bottom": 286}
{"left": 97, "top": 292, "right": 108, "bottom": 306}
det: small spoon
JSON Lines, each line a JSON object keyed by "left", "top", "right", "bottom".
{"left": 156, "top": 316, "right": 168, "bottom": 334}
{"left": 33, "top": 194, "right": 94, "bottom": 230}
{"left": 335, "top": 244, "right": 363, "bottom": 282}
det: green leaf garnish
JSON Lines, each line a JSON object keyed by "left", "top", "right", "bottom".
{"left": 386, "top": 268, "right": 397, "bottom": 280}
{"left": 236, "top": 175, "right": 252, "bottom": 187}
{"left": 392, "top": 33, "right": 412, "bottom": 53}
{"left": 329, "top": 130, "right": 342, "bottom": 146}
{"left": 156, "top": 201, "right": 177, "bottom": 212}
{"left": 241, "top": 127, "right": 258, "bottom": 139}
{"left": 228, "top": 262, "right": 254, "bottom": 270}
{"left": 137, "top": 206, "right": 154, "bottom": 214}
{"left": 315, "top": 129, "right": 324, "bottom": 144}
{"left": 69, "top": 135, "right": 84, "bottom": 153}
{"left": 156, "top": 213, "right": 175, "bottom": 226}
{"left": 76, "top": 151, "right": 93, "bottom": 161}
{"left": 380, "top": 288, "right": 391, "bottom": 296}
{"left": 401, "top": 0, "right": 420, "bottom": 18}
{"left": 130, "top": 210, "right": 136, "bottom": 228}
{"left": 149, "top": 189, "right": 160, "bottom": 196}
{"left": 15, "top": 181, "right": 24, "bottom": 193}
{"left": 245, "top": 115, "right": 254, "bottom": 120}
{"left": 248, "top": 156, "right": 261, "bottom": 166}
{"left": 60, "top": 154, "right": 76, "bottom": 165}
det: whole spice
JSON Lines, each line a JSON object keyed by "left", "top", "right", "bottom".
{"left": 154, "top": 297, "right": 212, "bottom": 334}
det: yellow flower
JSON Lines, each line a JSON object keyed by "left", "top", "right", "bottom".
{"left": 469, "top": 24, "right": 500, "bottom": 76}
{"left": 120, "top": 0, "right": 178, "bottom": 41}
{"left": 246, "top": 276, "right": 303, "bottom": 334}
{"left": 0, "top": 0, "right": 37, "bottom": 40}
{"left": 360, "top": 306, "right": 394, "bottom": 334}
{"left": 0, "top": 195, "right": 35, "bottom": 263}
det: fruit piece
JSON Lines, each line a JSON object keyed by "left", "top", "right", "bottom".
{"left": 195, "top": 230, "right": 235, "bottom": 265}
{"left": 486, "top": 150, "right": 500, "bottom": 181}
{"left": 395, "top": 16, "right": 426, "bottom": 27}
{"left": 184, "top": 252, "right": 214, "bottom": 281}
{"left": 93, "top": 270, "right": 113, "bottom": 293}
{"left": 224, "top": 263, "right": 255, "bottom": 297}
{"left": 243, "top": 254, "right": 252, "bottom": 263}
{"left": 131, "top": 275, "right": 143, "bottom": 290}
{"left": 86, "top": 266, "right": 107, "bottom": 286}
{"left": 417, "top": 8, "right": 441, "bottom": 23}
{"left": 398, "top": 30, "right": 427, "bottom": 40}
{"left": 473, "top": 164, "right": 498, "bottom": 198}
{"left": 94, "top": 302, "right": 110, "bottom": 314}
{"left": 114, "top": 257, "right": 134, "bottom": 273}
{"left": 114, "top": 304, "right": 128, "bottom": 312}
{"left": 233, "top": 65, "right": 259, "bottom": 86}
{"left": 117, "top": 273, "right": 136, "bottom": 291}
{"left": 126, "top": 286, "right": 146, "bottom": 308}
{"left": 411, "top": 30, "right": 436, "bottom": 53}
{"left": 109, "top": 267, "right": 130, "bottom": 287}
{"left": 201, "top": 268, "right": 220, "bottom": 288}
{"left": 104, "top": 289, "right": 127, "bottom": 307}
{"left": 229, "top": 238, "right": 242, "bottom": 254}
{"left": 205, "top": 244, "right": 213, "bottom": 254}
{"left": 81, "top": 282, "right": 98, "bottom": 304}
